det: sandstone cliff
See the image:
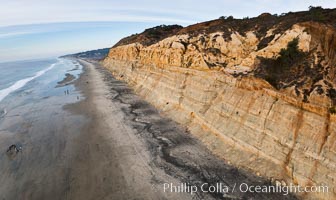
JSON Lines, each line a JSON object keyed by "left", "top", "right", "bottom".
{"left": 103, "top": 8, "right": 336, "bottom": 200}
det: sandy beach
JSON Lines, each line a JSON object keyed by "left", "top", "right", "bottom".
{"left": 0, "top": 59, "right": 296, "bottom": 200}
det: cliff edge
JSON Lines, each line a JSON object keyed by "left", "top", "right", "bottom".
{"left": 103, "top": 7, "right": 336, "bottom": 200}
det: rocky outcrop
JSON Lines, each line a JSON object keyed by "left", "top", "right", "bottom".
{"left": 103, "top": 9, "right": 336, "bottom": 200}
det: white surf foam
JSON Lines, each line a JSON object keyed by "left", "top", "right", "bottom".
{"left": 0, "top": 60, "right": 58, "bottom": 103}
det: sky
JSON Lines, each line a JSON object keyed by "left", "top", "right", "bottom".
{"left": 0, "top": 0, "right": 336, "bottom": 62}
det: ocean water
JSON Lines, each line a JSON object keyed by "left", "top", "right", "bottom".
{"left": 0, "top": 58, "right": 83, "bottom": 116}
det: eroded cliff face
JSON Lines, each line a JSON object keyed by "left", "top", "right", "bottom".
{"left": 103, "top": 17, "right": 336, "bottom": 200}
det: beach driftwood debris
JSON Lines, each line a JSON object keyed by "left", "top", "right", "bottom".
{"left": 0, "top": 108, "right": 7, "bottom": 118}
{"left": 6, "top": 144, "right": 22, "bottom": 154}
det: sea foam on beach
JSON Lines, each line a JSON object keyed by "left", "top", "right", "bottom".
{"left": 0, "top": 58, "right": 82, "bottom": 110}
{"left": 0, "top": 61, "right": 58, "bottom": 102}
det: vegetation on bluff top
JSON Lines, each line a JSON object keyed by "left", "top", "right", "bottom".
{"left": 113, "top": 25, "right": 183, "bottom": 47}
{"left": 112, "top": 7, "right": 336, "bottom": 49}
{"left": 255, "top": 36, "right": 336, "bottom": 105}
{"left": 61, "top": 48, "right": 110, "bottom": 60}
{"left": 255, "top": 38, "right": 307, "bottom": 89}
{"left": 178, "top": 7, "right": 336, "bottom": 39}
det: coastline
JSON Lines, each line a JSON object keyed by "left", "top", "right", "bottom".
{"left": 0, "top": 58, "right": 297, "bottom": 199}
{"left": 70, "top": 59, "right": 297, "bottom": 200}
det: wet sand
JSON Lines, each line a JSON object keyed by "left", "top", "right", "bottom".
{"left": 0, "top": 59, "right": 297, "bottom": 200}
